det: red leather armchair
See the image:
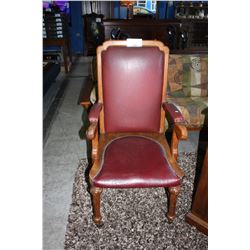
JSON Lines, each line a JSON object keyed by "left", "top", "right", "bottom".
{"left": 86, "top": 40, "right": 188, "bottom": 225}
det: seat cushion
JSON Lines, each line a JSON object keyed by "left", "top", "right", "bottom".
{"left": 93, "top": 136, "right": 181, "bottom": 188}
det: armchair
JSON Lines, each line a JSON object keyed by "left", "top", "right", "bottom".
{"left": 86, "top": 40, "right": 188, "bottom": 226}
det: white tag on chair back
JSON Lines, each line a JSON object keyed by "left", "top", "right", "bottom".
{"left": 126, "top": 38, "right": 142, "bottom": 47}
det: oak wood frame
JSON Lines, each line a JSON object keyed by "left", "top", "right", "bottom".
{"left": 170, "top": 123, "right": 188, "bottom": 161}
{"left": 86, "top": 121, "right": 99, "bottom": 161}
{"left": 87, "top": 40, "right": 186, "bottom": 225}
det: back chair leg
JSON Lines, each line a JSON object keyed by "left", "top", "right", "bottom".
{"left": 90, "top": 186, "right": 103, "bottom": 225}
{"left": 167, "top": 185, "right": 181, "bottom": 223}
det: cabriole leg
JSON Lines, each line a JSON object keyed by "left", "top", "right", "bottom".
{"left": 167, "top": 186, "right": 181, "bottom": 223}
{"left": 90, "top": 186, "right": 103, "bottom": 225}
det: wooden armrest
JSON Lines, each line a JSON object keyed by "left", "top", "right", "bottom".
{"left": 88, "top": 102, "right": 102, "bottom": 122}
{"left": 162, "top": 102, "right": 186, "bottom": 124}
{"left": 163, "top": 103, "right": 188, "bottom": 161}
{"left": 78, "top": 76, "right": 94, "bottom": 108}
{"left": 174, "top": 124, "right": 188, "bottom": 140}
{"left": 86, "top": 102, "right": 102, "bottom": 140}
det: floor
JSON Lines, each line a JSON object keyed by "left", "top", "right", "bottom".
{"left": 43, "top": 56, "right": 200, "bottom": 250}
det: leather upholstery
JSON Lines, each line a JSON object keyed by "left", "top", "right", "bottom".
{"left": 102, "top": 47, "right": 164, "bottom": 133}
{"left": 89, "top": 102, "right": 102, "bottom": 123}
{"left": 162, "top": 102, "right": 185, "bottom": 124}
{"left": 93, "top": 136, "right": 181, "bottom": 188}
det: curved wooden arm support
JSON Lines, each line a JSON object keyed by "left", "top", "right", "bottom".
{"left": 162, "top": 102, "right": 188, "bottom": 161}
{"left": 86, "top": 122, "right": 99, "bottom": 161}
{"left": 171, "top": 124, "right": 188, "bottom": 161}
{"left": 174, "top": 124, "right": 188, "bottom": 140}
{"left": 86, "top": 103, "right": 103, "bottom": 161}
{"left": 86, "top": 122, "right": 98, "bottom": 140}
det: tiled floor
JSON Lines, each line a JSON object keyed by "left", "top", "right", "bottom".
{"left": 43, "top": 56, "right": 200, "bottom": 250}
{"left": 43, "top": 57, "right": 92, "bottom": 250}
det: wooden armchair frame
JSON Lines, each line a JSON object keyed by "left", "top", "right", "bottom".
{"left": 86, "top": 40, "right": 188, "bottom": 225}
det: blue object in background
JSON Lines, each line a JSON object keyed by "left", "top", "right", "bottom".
{"left": 166, "top": 1, "right": 174, "bottom": 19}
{"left": 146, "top": 0, "right": 151, "bottom": 11}
{"left": 120, "top": 6, "right": 127, "bottom": 19}
{"left": 158, "top": 1, "right": 174, "bottom": 19}
{"left": 68, "top": 1, "right": 84, "bottom": 54}
{"left": 114, "top": 1, "right": 120, "bottom": 19}
{"left": 158, "top": 1, "right": 167, "bottom": 19}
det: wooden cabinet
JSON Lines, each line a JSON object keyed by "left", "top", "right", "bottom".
{"left": 180, "top": 19, "right": 208, "bottom": 49}
{"left": 102, "top": 19, "right": 207, "bottom": 54}
{"left": 186, "top": 148, "right": 208, "bottom": 235}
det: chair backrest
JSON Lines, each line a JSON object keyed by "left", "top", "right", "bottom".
{"left": 97, "top": 40, "right": 169, "bottom": 133}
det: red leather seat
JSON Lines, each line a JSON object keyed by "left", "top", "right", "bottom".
{"left": 93, "top": 136, "right": 181, "bottom": 188}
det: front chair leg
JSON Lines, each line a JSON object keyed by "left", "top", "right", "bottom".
{"left": 90, "top": 186, "right": 103, "bottom": 225}
{"left": 167, "top": 186, "right": 181, "bottom": 223}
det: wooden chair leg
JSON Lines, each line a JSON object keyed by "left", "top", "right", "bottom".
{"left": 167, "top": 186, "right": 181, "bottom": 223}
{"left": 90, "top": 186, "right": 103, "bottom": 225}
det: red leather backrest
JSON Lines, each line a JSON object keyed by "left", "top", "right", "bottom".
{"left": 102, "top": 46, "right": 164, "bottom": 133}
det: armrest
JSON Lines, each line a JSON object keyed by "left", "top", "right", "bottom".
{"left": 89, "top": 102, "right": 102, "bottom": 123}
{"left": 162, "top": 102, "right": 187, "bottom": 140}
{"left": 86, "top": 103, "right": 102, "bottom": 140}
{"left": 162, "top": 102, "right": 186, "bottom": 124}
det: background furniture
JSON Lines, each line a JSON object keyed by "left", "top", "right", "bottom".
{"left": 43, "top": 38, "right": 72, "bottom": 73}
{"left": 174, "top": 1, "right": 208, "bottom": 20}
{"left": 186, "top": 148, "right": 208, "bottom": 235}
{"left": 43, "top": 62, "right": 60, "bottom": 96}
{"left": 86, "top": 40, "right": 188, "bottom": 225}
{"left": 82, "top": 13, "right": 105, "bottom": 56}
{"left": 43, "top": 12, "right": 68, "bottom": 39}
{"left": 43, "top": 10, "right": 72, "bottom": 73}
{"left": 166, "top": 54, "right": 208, "bottom": 130}
{"left": 102, "top": 19, "right": 207, "bottom": 54}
